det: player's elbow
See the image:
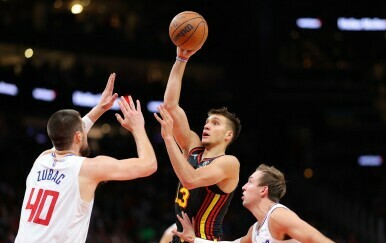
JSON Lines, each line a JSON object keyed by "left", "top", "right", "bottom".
{"left": 180, "top": 178, "right": 199, "bottom": 190}
{"left": 162, "top": 102, "right": 178, "bottom": 112}
{"left": 180, "top": 181, "right": 195, "bottom": 190}
{"left": 144, "top": 158, "right": 158, "bottom": 176}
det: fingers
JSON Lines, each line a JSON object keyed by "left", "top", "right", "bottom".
{"left": 118, "top": 95, "right": 144, "bottom": 118}
{"left": 109, "top": 72, "right": 116, "bottom": 84}
{"left": 117, "top": 98, "right": 127, "bottom": 114}
{"left": 118, "top": 96, "right": 131, "bottom": 112}
{"left": 171, "top": 229, "right": 178, "bottom": 236}
{"left": 156, "top": 105, "right": 164, "bottom": 118}
{"left": 157, "top": 104, "right": 171, "bottom": 120}
{"left": 135, "top": 99, "right": 141, "bottom": 111}
{"left": 115, "top": 113, "right": 123, "bottom": 124}
{"left": 177, "top": 47, "right": 199, "bottom": 59}
{"left": 124, "top": 95, "right": 138, "bottom": 111}
{"left": 182, "top": 211, "right": 191, "bottom": 224}
{"left": 177, "top": 211, "right": 192, "bottom": 226}
{"left": 108, "top": 93, "right": 118, "bottom": 105}
{"left": 128, "top": 96, "right": 134, "bottom": 109}
{"left": 105, "top": 73, "right": 116, "bottom": 92}
{"left": 171, "top": 212, "right": 195, "bottom": 241}
{"left": 154, "top": 105, "right": 172, "bottom": 125}
{"left": 192, "top": 216, "right": 196, "bottom": 228}
{"left": 154, "top": 112, "right": 163, "bottom": 123}
{"left": 176, "top": 213, "right": 183, "bottom": 223}
{"left": 158, "top": 105, "right": 166, "bottom": 119}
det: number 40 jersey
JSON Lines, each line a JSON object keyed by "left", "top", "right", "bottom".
{"left": 15, "top": 152, "right": 93, "bottom": 243}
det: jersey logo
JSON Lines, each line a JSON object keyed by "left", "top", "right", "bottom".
{"left": 200, "top": 161, "right": 210, "bottom": 167}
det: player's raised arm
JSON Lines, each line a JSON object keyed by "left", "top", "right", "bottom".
{"left": 83, "top": 95, "right": 157, "bottom": 183}
{"left": 82, "top": 73, "right": 118, "bottom": 133}
{"left": 162, "top": 47, "right": 202, "bottom": 154}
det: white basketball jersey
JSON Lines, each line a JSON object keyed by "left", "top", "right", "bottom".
{"left": 15, "top": 153, "right": 94, "bottom": 243}
{"left": 252, "top": 204, "right": 300, "bottom": 243}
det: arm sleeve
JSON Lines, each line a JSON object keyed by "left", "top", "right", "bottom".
{"left": 82, "top": 115, "right": 94, "bottom": 134}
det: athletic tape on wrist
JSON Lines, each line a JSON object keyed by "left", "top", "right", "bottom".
{"left": 82, "top": 116, "right": 94, "bottom": 133}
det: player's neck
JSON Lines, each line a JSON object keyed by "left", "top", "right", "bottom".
{"left": 55, "top": 149, "right": 76, "bottom": 156}
{"left": 256, "top": 201, "right": 276, "bottom": 224}
{"left": 203, "top": 146, "right": 226, "bottom": 158}
{"left": 257, "top": 201, "right": 276, "bottom": 230}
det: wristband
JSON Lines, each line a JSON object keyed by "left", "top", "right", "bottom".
{"left": 82, "top": 115, "right": 94, "bottom": 134}
{"left": 176, "top": 56, "right": 189, "bottom": 63}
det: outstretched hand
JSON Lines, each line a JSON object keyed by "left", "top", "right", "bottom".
{"left": 98, "top": 73, "right": 119, "bottom": 112}
{"left": 84, "top": 73, "right": 119, "bottom": 123}
{"left": 177, "top": 47, "right": 201, "bottom": 60}
{"left": 172, "top": 211, "right": 196, "bottom": 243}
{"left": 115, "top": 96, "right": 144, "bottom": 132}
{"left": 154, "top": 104, "right": 174, "bottom": 140}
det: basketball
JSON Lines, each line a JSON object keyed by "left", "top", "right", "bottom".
{"left": 169, "top": 11, "right": 208, "bottom": 50}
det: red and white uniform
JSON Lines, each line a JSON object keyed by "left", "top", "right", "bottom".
{"left": 15, "top": 153, "right": 93, "bottom": 243}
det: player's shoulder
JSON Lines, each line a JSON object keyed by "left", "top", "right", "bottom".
{"left": 221, "top": 154, "right": 240, "bottom": 164}
{"left": 80, "top": 156, "right": 111, "bottom": 181}
{"left": 83, "top": 155, "right": 110, "bottom": 165}
{"left": 269, "top": 205, "right": 302, "bottom": 233}
{"left": 214, "top": 154, "right": 240, "bottom": 171}
{"left": 37, "top": 148, "right": 54, "bottom": 158}
{"left": 270, "top": 204, "right": 298, "bottom": 221}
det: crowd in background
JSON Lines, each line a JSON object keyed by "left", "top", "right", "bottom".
{"left": 1, "top": 62, "right": 384, "bottom": 242}
{"left": 1, "top": 1, "right": 386, "bottom": 242}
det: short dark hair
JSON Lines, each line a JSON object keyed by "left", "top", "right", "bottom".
{"left": 47, "top": 109, "right": 82, "bottom": 150}
{"left": 208, "top": 107, "right": 241, "bottom": 144}
{"left": 256, "top": 164, "right": 286, "bottom": 202}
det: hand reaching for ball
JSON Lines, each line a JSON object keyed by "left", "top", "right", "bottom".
{"left": 177, "top": 47, "right": 201, "bottom": 60}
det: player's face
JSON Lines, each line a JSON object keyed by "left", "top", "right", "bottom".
{"left": 201, "top": 115, "right": 231, "bottom": 147}
{"left": 241, "top": 171, "right": 264, "bottom": 208}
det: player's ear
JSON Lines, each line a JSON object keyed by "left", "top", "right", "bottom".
{"left": 74, "top": 130, "right": 82, "bottom": 143}
{"left": 261, "top": 186, "right": 268, "bottom": 195}
{"left": 225, "top": 130, "right": 233, "bottom": 141}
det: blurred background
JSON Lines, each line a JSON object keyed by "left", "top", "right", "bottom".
{"left": 1, "top": 0, "right": 386, "bottom": 242}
